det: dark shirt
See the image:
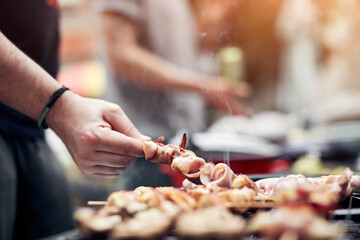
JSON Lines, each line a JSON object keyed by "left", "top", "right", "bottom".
{"left": 0, "top": 0, "right": 60, "bottom": 137}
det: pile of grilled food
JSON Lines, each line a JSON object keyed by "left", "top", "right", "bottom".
{"left": 75, "top": 135, "right": 360, "bottom": 240}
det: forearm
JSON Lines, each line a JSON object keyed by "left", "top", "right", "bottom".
{"left": 0, "top": 32, "right": 61, "bottom": 120}
{"left": 100, "top": 11, "right": 251, "bottom": 117}
{"left": 108, "top": 44, "right": 205, "bottom": 93}
{"left": 101, "top": 12, "right": 208, "bottom": 94}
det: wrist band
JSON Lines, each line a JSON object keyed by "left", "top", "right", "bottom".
{"left": 38, "top": 86, "right": 69, "bottom": 129}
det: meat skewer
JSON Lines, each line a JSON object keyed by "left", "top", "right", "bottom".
{"left": 144, "top": 135, "right": 359, "bottom": 209}
{"left": 143, "top": 134, "right": 207, "bottom": 184}
{"left": 256, "top": 168, "right": 355, "bottom": 197}
{"left": 143, "top": 135, "right": 187, "bottom": 165}
{"left": 143, "top": 134, "right": 249, "bottom": 188}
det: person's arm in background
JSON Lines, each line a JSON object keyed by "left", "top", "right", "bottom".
{"left": 0, "top": 32, "right": 144, "bottom": 178}
{"left": 101, "top": 12, "right": 251, "bottom": 116}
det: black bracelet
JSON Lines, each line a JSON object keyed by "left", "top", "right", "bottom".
{"left": 38, "top": 86, "right": 69, "bottom": 129}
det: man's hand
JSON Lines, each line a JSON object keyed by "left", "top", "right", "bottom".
{"left": 0, "top": 31, "right": 143, "bottom": 178}
{"left": 47, "top": 91, "right": 144, "bottom": 178}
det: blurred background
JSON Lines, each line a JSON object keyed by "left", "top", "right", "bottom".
{"left": 49, "top": 0, "right": 360, "bottom": 206}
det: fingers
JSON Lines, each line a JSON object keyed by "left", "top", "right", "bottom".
{"left": 102, "top": 131, "right": 145, "bottom": 157}
{"left": 76, "top": 150, "right": 137, "bottom": 165}
{"left": 140, "top": 135, "right": 151, "bottom": 141}
{"left": 77, "top": 158, "right": 133, "bottom": 177}
{"left": 92, "top": 173, "right": 119, "bottom": 178}
{"left": 91, "top": 173, "right": 120, "bottom": 179}
{"left": 99, "top": 104, "right": 145, "bottom": 156}
{"left": 74, "top": 150, "right": 138, "bottom": 178}
{"left": 90, "top": 151, "right": 136, "bottom": 167}
{"left": 80, "top": 126, "right": 145, "bottom": 157}
{"left": 77, "top": 164, "right": 127, "bottom": 178}
{"left": 87, "top": 165, "right": 127, "bottom": 175}
{"left": 104, "top": 104, "right": 143, "bottom": 140}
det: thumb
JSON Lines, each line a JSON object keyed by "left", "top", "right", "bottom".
{"left": 104, "top": 105, "right": 143, "bottom": 140}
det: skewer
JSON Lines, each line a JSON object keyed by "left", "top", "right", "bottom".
{"left": 226, "top": 200, "right": 278, "bottom": 209}
{"left": 88, "top": 201, "right": 107, "bottom": 206}
{"left": 87, "top": 199, "right": 277, "bottom": 208}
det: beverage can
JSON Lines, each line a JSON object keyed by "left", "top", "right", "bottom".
{"left": 218, "top": 46, "right": 245, "bottom": 84}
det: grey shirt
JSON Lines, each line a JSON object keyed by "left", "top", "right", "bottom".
{"left": 95, "top": 0, "right": 212, "bottom": 139}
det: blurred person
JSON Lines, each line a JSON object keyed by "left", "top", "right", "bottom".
{"left": 193, "top": 0, "right": 283, "bottom": 112}
{"left": 0, "top": 1, "right": 144, "bottom": 239}
{"left": 314, "top": 0, "right": 360, "bottom": 123}
{"left": 275, "top": 0, "right": 320, "bottom": 115}
{"left": 95, "top": 0, "right": 251, "bottom": 190}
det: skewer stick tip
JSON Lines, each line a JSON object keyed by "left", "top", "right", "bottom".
{"left": 88, "top": 201, "right": 107, "bottom": 206}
